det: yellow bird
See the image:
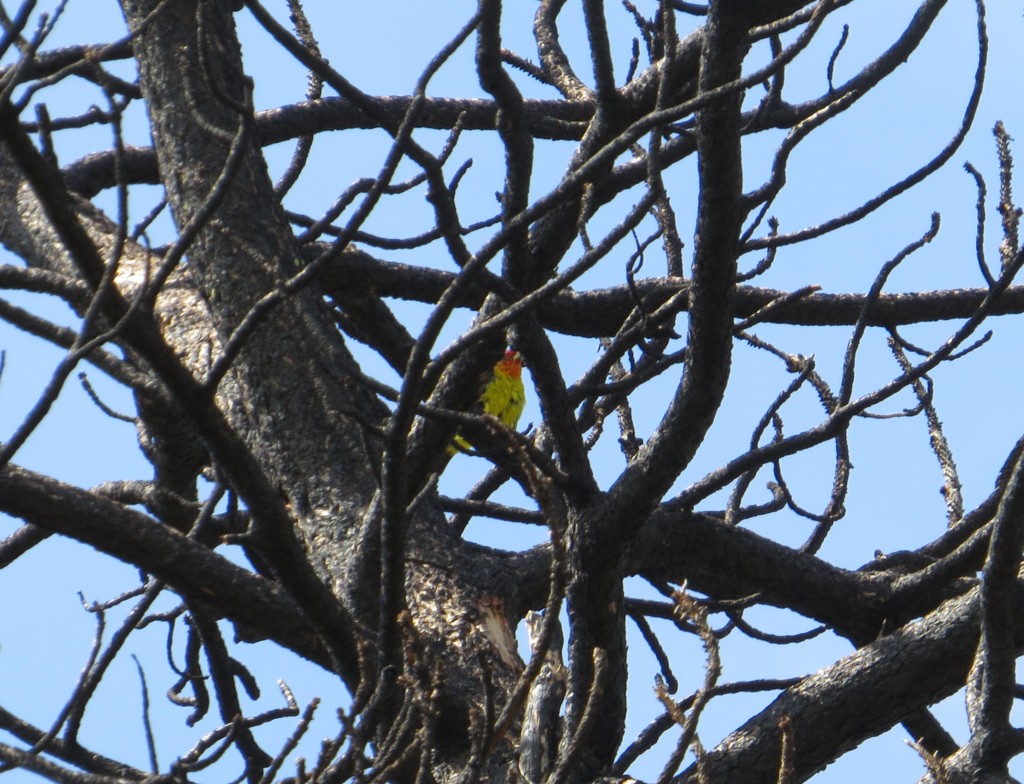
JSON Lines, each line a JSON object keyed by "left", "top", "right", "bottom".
{"left": 449, "top": 350, "right": 526, "bottom": 455}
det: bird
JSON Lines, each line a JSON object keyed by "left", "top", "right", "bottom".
{"left": 448, "top": 350, "right": 526, "bottom": 456}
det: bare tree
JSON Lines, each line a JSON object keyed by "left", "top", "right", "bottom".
{"left": 0, "top": 0, "right": 1019, "bottom": 782}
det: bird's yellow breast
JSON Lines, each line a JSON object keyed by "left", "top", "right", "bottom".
{"left": 481, "top": 369, "right": 526, "bottom": 430}
{"left": 447, "top": 353, "right": 526, "bottom": 457}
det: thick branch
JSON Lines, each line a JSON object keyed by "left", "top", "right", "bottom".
{"left": 319, "top": 251, "right": 1024, "bottom": 337}
{"left": 679, "top": 587, "right": 993, "bottom": 784}
{"left": 0, "top": 463, "right": 330, "bottom": 667}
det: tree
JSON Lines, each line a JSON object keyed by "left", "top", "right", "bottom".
{"left": 0, "top": 0, "right": 1020, "bottom": 782}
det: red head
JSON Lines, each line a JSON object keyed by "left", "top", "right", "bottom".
{"left": 496, "top": 350, "right": 524, "bottom": 379}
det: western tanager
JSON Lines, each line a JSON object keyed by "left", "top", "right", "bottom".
{"left": 449, "top": 350, "right": 526, "bottom": 455}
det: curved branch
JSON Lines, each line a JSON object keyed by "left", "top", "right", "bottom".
{"left": 604, "top": 0, "right": 751, "bottom": 519}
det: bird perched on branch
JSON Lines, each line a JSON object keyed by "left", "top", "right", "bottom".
{"left": 448, "top": 350, "right": 526, "bottom": 456}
